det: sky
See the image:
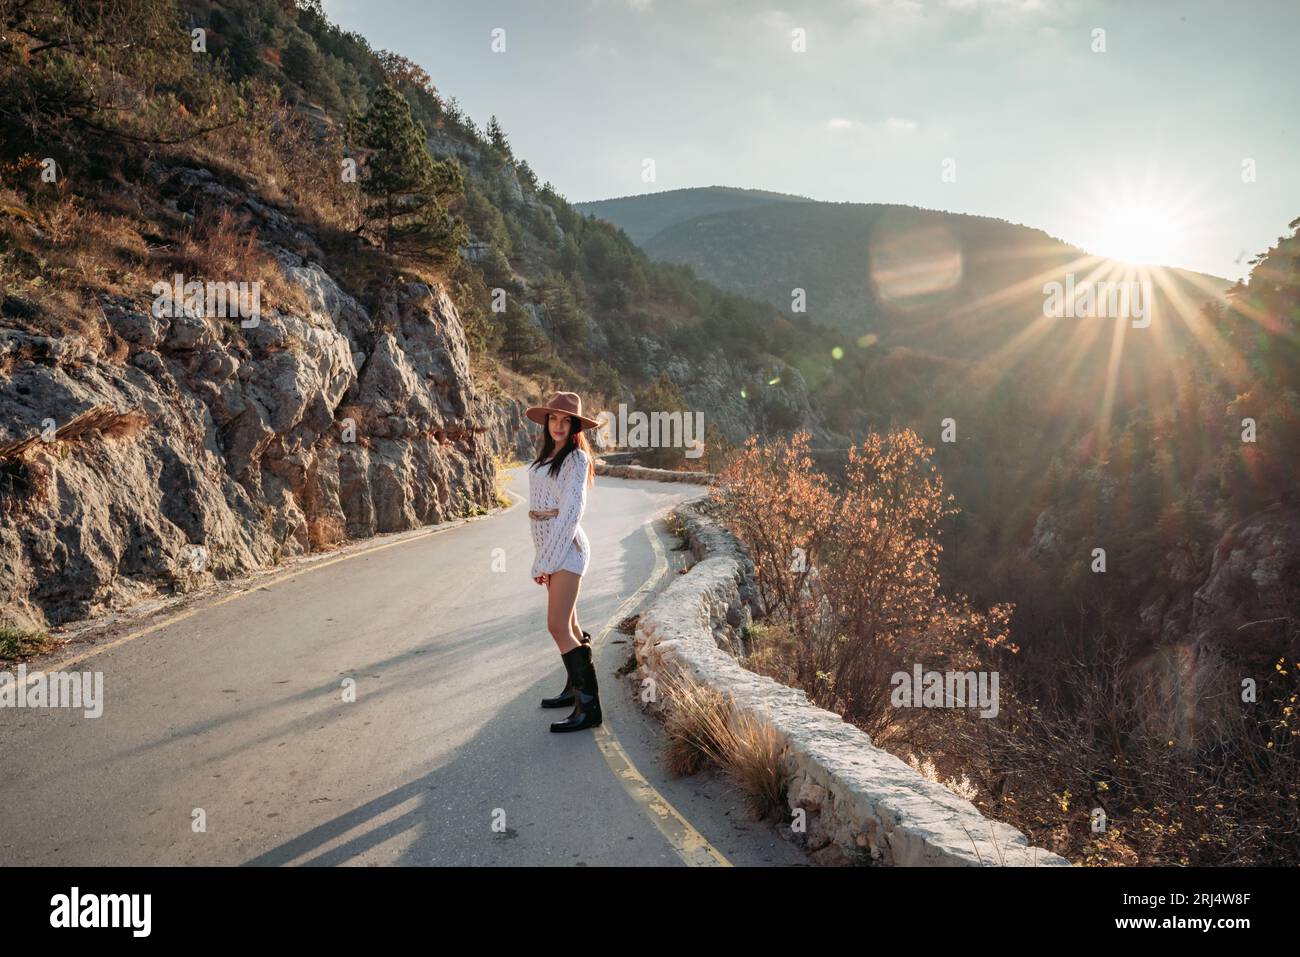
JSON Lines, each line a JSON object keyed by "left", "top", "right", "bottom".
{"left": 322, "top": 0, "right": 1300, "bottom": 281}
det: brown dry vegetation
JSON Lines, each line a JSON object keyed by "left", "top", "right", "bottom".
{"left": 709, "top": 429, "right": 1300, "bottom": 865}
{"left": 659, "top": 666, "right": 789, "bottom": 820}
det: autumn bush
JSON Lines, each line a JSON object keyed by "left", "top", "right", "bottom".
{"left": 709, "top": 428, "right": 1013, "bottom": 744}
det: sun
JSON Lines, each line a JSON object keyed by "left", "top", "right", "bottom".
{"left": 1069, "top": 173, "right": 1205, "bottom": 269}
{"left": 1091, "top": 201, "right": 1180, "bottom": 265}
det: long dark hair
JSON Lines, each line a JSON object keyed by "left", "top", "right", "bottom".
{"left": 530, "top": 415, "right": 596, "bottom": 487}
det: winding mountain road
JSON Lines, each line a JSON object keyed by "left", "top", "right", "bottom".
{"left": 0, "top": 465, "right": 806, "bottom": 867}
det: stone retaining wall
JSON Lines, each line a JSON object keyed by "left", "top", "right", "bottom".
{"left": 631, "top": 500, "right": 1070, "bottom": 867}
{"left": 594, "top": 461, "right": 715, "bottom": 485}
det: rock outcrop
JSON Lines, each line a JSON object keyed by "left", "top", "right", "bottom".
{"left": 0, "top": 165, "right": 503, "bottom": 633}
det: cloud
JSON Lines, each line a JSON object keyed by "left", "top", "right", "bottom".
{"left": 826, "top": 116, "right": 919, "bottom": 135}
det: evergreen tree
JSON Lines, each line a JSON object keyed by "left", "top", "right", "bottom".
{"left": 353, "top": 84, "right": 464, "bottom": 255}
{"left": 485, "top": 114, "right": 512, "bottom": 160}
{"left": 283, "top": 34, "right": 343, "bottom": 110}
{"left": 500, "top": 305, "right": 548, "bottom": 370}
{"left": 516, "top": 159, "right": 538, "bottom": 191}
{"left": 539, "top": 271, "right": 586, "bottom": 342}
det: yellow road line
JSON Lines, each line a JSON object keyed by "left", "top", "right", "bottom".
{"left": 590, "top": 517, "right": 732, "bottom": 867}
{"left": 20, "top": 484, "right": 730, "bottom": 866}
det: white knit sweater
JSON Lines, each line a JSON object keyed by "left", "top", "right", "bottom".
{"left": 528, "top": 448, "right": 590, "bottom": 577}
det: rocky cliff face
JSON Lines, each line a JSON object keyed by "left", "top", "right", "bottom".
{"left": 494, "top": 394, "right": 541, "bottom": 463}
{"left": 1039, "top": 501, "right": 1300, "bottom": 749}
{"left": 1189, "top": 506, "right": 1300, "bottom": 669}
{"left": 0, "top": 164, "right": 510, "bottom": 633}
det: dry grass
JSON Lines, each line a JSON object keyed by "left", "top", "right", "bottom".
{"left": 2, "top": 172, "right": 311, "bottom": 348}
{"left": 0, "top": 184, "right": 151, "bottom": 348}
{"left": 0, "top": 78, "right": 349, "bottom": 345}
{"left": 163, "top": 205, "right": 310, "bottom": 318}
{"left": 0, "top": 406, "right": 149, "bottom": 460}
{"left": 659, "top": 667, "right": 789, "bottom": 819}
{"left": 184, "top": 82, "right": 359, "bottom": 235}
{"left": 0, "top": 624, "right": 54, "bottom": 661}
{"left": 305, "top": 511, "right": 347, "bottom": 550}
{"left": 490, "top": 450, "right": 519, "bottom": 509}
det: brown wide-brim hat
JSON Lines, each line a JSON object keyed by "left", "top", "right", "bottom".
{"left": 525, "top": 390, "right": 602, "bottom": 431}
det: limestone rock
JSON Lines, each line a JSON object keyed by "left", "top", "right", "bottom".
{"left": 0, "top": 165, "right": 500, "bottom": 631}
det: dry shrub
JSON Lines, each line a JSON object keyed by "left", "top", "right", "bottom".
{"left": 0, "top": 624, "right": 54, "bottom": 661}
{"left": 742, "top": 619, "right": 801, "bottom": 686}
{"left": 710, "top": 428, "right": 1013, "bottom": 742}
{"left": 184, "top": 79, "right": 359, "bottom": 234}
{"left": 334, "top": 404, "right": 375, "bottom": 449}
{"left": 660, "top": 668, "right": 789, "bottom": 819}
{"left": 0, "top": 453, "right": 52, "bottom": 518}
{"left": 306, "top": 511, "right": 346, "bottom": 550}
{"left": 905, "top": 750, "right": 978, "bottom": 801}
{"left": 168, "top": 205, "right": 309, "bottom": 317}
{"left": 939, "top": 623, "right": 1300, "bottom": 865}
{"left": 99, "top": 410, "right": 149, "bottom": 441}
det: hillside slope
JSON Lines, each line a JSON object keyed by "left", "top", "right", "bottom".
{"left": 582, "top": 189, "right": 1231, "bottom": 345}
{"left": 575, "top": 186, "right": 813, "bottom": 246}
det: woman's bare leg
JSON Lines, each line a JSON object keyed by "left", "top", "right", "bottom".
{"left": 546, "top": 570, "right": 583, "bottom": 654}
{"left": 569, "top": 606, "right": 584, "bottom": 643}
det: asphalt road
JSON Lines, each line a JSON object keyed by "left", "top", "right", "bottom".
{"left": 0, "top": 464, "right": 807, "bottom": 866}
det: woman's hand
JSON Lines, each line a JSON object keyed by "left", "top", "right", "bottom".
{"left": 534, "top": 573, "right": 550, "bottom": 586}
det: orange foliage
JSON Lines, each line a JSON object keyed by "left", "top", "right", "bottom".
{"left": 709, "top": 428, "right": 1015, "bottom": 735}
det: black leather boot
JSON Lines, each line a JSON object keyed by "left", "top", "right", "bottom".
{"left": 550, "top": 642, "right": 601, "bottom": 732}
{"left": 540, "top": 631, "right": 591, "bottom": 708}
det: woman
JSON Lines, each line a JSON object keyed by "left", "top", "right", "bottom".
{"left": 526, "top": 391, "right": 601, "bottom": 732}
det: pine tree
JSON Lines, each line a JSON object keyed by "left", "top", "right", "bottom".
{"left": 500, "top": 305, "right": 548, "bottom": 370}
{"left": 353, "top": 84, "right": 464, "bottom": 255}
{"left": 283, "top": 34, "right": 343, "bottom": 111}
{"left": 516, "top": 159, "right": 538, "bottom": 190}
{"left": 485, "top": 114, "right": 512, "bottom": 160}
